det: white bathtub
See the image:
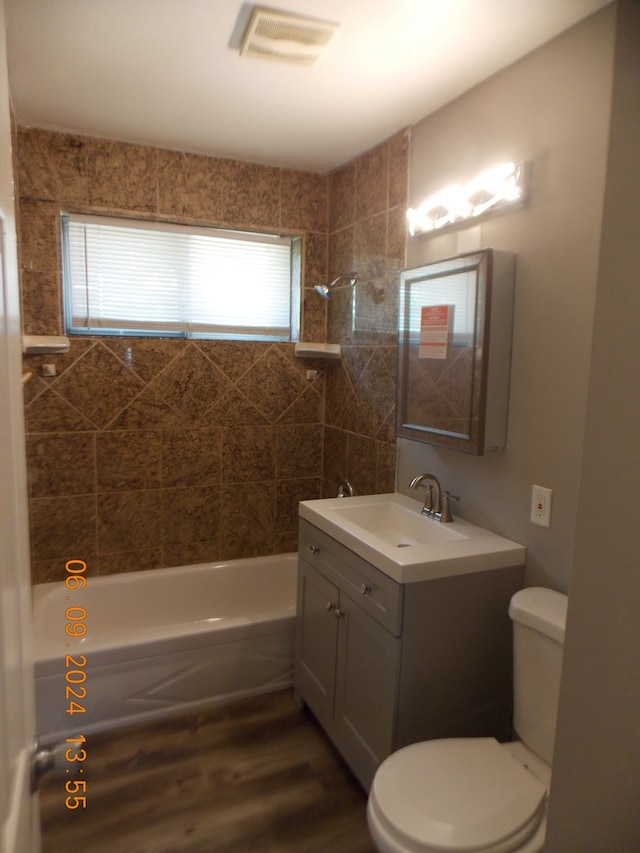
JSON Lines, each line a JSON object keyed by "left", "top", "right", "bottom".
{"left": 33, "top": 553, "right": 297, "bottom": 743}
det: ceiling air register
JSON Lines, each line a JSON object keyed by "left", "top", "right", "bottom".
{"left": 239, "top": 6, "right": 339, "bottom": 66}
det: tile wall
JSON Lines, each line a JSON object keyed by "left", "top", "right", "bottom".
{"left": 17, "top": 127, "right": 408, "bottom": 583}
{"left": 322, "top": 132, "right": 409, "bottom": 497}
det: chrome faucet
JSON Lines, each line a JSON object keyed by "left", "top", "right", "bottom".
{"left": 336, "top": 480, "right": 354, "bottom": 498}
{"left": 410, "top": 473, "right": 442, "bottom": 518}
{"left": 409, "top": 473, "right": 459, "bottom": 522}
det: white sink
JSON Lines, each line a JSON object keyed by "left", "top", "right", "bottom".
{"left": 299, "top": 492, "right": 525, "bottom": 583}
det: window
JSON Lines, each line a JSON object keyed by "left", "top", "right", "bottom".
{"left": 62, "top": 213, "right": 300, "bottom": 341}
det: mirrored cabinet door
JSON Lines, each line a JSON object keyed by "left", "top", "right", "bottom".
{"left": 396, "top": 249, "right": 515, "bottom": 455}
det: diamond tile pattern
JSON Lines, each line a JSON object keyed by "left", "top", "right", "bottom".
{"left": 149, "top": 344, "right": 233, "bottom": 424}
{"left": 25, "top": 338, "right": 317, "bottom": 577}
{"left": 54, "top": 342, "right": 145, "bottom": 428}
{"left": 236, "top": 347, "right": 304, "bottom": 422}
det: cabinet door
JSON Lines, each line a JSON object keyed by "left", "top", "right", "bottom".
{"left": 333, "top": 594, "right": 401, "bottom": 791}
{"left": 294, "top": 560, "right": 339, "bottom": 730}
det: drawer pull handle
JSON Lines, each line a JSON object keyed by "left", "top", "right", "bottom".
{"left": 308, "top": 544, "right": 320, "bottom": 555}
{"left": 359, "top": 583, "right": 371, "bottom": 595}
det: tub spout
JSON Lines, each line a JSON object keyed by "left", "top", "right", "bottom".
{"left": 336, "top": 480, "right": 354, "bottom": 498}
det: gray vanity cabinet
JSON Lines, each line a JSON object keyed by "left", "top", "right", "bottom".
{"left": 333, "top": 591, "right": 400, "bottom": 776}
{"left": 295, "top": 561, "right": 339, "bottom": 730}
{"left": 295, "top": 526, "right": 400, "bottom": 789}
{"left": 295, "top": 518, "right": 523, "bottom": 791}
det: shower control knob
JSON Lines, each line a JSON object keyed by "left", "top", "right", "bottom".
{"left": 308, "top": 544, "right": 320, "bottom": 555}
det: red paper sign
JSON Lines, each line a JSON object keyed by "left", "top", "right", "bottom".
{"left": 419, "top": 305, "right": 450, "bottom": 359}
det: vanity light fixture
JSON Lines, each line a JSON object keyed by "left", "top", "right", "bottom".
{"left": 407, "top": 161, "right": 529, "bottom": 236}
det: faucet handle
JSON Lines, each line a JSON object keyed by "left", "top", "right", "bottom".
{"left": 441, "top": 491, "right": 460, "bottom": 523}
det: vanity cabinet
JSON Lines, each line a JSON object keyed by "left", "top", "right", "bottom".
{"left": 296, "top": 548, "right": 400, "bottom": 783}
{"left": 295, "top": 519, "right": 522, "bottom": 791}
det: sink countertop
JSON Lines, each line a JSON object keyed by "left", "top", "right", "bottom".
{"left": 299, "top": 492, "right": 525, "bottom": 584}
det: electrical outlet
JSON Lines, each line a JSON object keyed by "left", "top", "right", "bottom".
{"left": 531, "top": 485, "right": 552, "bottom": 528}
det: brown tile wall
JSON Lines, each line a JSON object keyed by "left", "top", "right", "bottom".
{"left": 322, "top": 131, "right": 409, "bottom": 497}
{"left": 17, "top": 128, "right": 330, "bottom": 582}
{"left": 17, "top": 127, "right": 409, "bottom": 583}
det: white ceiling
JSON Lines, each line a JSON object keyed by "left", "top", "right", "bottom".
{"left": 5, "top": 0, "right": 611, "bottom": 173}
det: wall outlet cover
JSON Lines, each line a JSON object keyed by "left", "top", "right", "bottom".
{"left": 531, "top": 484, "right": 552, "bottom": 528}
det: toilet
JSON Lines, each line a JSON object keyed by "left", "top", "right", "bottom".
{"left": 367, "top": 587, "right": 568, "bottom": 853}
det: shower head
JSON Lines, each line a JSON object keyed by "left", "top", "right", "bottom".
{"left": 314, "top": 272, "right": 358, "bottom": 300}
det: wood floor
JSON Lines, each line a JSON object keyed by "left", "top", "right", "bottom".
{"left": 39, "top": 689, "right": 378, "bottom": 853}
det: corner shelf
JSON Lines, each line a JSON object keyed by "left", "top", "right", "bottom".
{"left": 294, "top": 342, "right": 341, "bottom": 359}
{"left": 22, "top": 335, "right": 70, "bottom": 354}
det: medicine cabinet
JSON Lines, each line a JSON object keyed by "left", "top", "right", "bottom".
{"left": 396, "top": 249, "right": 515, "bottom": 455}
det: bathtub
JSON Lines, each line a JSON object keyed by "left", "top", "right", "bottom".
{"left": 33, "top": 552, "right": 297, "bottom": 743}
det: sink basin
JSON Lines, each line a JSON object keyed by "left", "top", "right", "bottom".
{"left": 299, "top": 493, "right": 525, "bottom": 583}
{"left": 330, "top": 501, "right": 466, "bottom": 548}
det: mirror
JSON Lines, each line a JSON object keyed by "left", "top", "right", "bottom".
{"left": 396, "top": 249, "right": 515, "bottom": 455}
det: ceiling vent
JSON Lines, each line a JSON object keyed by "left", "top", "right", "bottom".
{"left": 239, "top": 6, "right": 339, "bottom": 66}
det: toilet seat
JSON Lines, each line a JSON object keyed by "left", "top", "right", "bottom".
{"left": 368, "top": 738, "right": 547, "bottom": 853}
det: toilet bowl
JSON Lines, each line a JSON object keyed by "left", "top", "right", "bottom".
{"left": 367, "top": 587, "right": 568, "bottom": 853}
{"left": 367, "top": 738, "right": 549, "bottom": 853}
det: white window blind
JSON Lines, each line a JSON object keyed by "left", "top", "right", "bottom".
{"left": 406, "top": 269, "right": 477, "bottom": 346}
{"left": 62, "top": 213, "right": 299, "bottom": 341}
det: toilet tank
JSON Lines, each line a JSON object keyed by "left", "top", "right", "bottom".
{"left": 509, "top": 587, "right": 568, "bottom": 765}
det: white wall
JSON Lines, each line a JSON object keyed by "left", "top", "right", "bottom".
{"left": 546, "top": 0, "right": 640, "bottom": 846}
{"left": 0, "top": 0, "right": 40, "bottom": 846}
{"left": 397, "top": 6, "right": 616, "bottom": 592}
{"left": 400, "top": 5, "right": 640, "bottom": 844}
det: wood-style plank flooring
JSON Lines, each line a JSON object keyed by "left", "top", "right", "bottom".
{"left": 39, "top": 689, "right": 378, "bottom": 853}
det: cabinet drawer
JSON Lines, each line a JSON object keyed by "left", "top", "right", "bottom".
{"left": 299, "top": 520, "right": 403, "bottom": 636}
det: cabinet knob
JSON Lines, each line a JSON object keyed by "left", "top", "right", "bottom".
{"left": 333, "top": 608, "right": 344, "bottom": 619}
{"left": 325, "top": 601, "right": 335, "bottom": 612}
{"left": 308, "top": 544, "right": 320, "bottom": 555}
{"left": 359, "top": 583, "right": 371, "bottom": 595}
